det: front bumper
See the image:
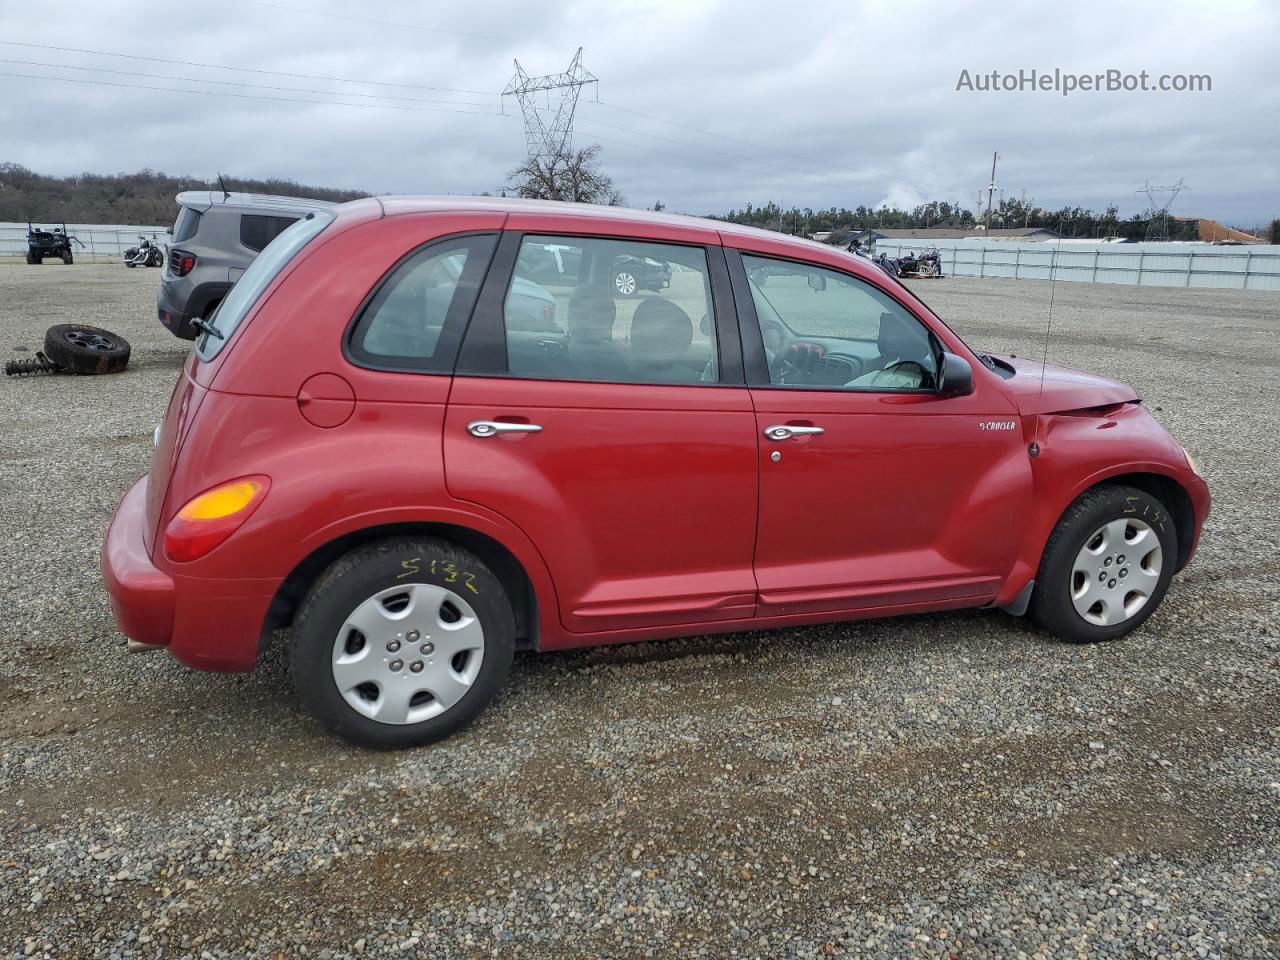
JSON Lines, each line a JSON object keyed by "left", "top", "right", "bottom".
{"left": 101, "top": 477, "right": 275, "bottom": 672}
{"left": 1181, "top": 473, "right": 1212, "bottom": 569}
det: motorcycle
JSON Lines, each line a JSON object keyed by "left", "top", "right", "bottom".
{"left": 896, "top": 245, "right": 944, "bottom": 278}
{"left": 123, "top": 234, "right": 165, "bottom": 268}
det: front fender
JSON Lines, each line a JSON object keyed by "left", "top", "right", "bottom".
{"left": 995, "top": 403, "right": 1203, "bottom": 606}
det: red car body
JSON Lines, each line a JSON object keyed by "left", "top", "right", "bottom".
{"left": 103, "top": 197, "right": 1209, "bottom": 675}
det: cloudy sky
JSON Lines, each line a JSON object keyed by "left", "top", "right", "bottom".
{"left": 1, "top": 0, "right": 1277, "bottom": 224}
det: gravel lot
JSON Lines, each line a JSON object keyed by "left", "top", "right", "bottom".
{"left": 1, "top": 263, "right": 1277, "bottom": 959}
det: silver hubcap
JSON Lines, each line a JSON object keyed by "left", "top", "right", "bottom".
{"left": 331, "top": 583, "right": 485, "bottom": 725}
{"left": 615, "top": 272, "right": 636, "bottom": 295}
{"left": 1070, "top": 518, "right": 1162, "bottom": 626}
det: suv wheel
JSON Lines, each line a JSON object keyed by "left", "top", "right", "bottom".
{"left": 613, "top": 270, "right": 637, "bottom": 296}
{"left": 1029, "top": 485, "right": 1177, "bottom": 644}
{"left": 43, "top": 324, "right": 131, "bottom": 374}
{"left": 288, "top": 537, "right": 515, "bottom": 749}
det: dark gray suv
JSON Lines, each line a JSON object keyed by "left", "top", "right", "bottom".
{"left": 158, "top": 191, "right": 334, "bottom": 340}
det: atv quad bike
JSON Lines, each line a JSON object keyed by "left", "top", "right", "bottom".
{"left": 26, "top": 223, "right": 84, "bottom": 265}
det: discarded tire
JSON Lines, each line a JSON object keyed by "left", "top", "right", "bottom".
{"left": 42, "top": 324, "right": 131, "bottom": 375}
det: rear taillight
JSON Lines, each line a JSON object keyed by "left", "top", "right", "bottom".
{"left": 164, "top": 475, "right": 270, "bottom": 562}
{"left": 172, "top": 249, "right": 196, "bottom": 277}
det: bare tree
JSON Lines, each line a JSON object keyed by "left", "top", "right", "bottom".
{"left": 507, "top": 144, "right": 624, "bottom": 206}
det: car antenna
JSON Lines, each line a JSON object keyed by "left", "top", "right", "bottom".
{"left": 217, "top": 173, "right": 230, "bottom": 201}
{"left": 1032, "top": 235, "right": 1063, "bottom": 457}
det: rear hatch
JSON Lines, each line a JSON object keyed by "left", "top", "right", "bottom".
{"left": 143, "top": 354, "right": 208, "bottom": 553}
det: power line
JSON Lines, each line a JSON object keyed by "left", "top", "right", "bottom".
{"left": 225, "top": 0, "right": 513, "bottom": 43}
{"left": 572, "top": 114, "right": 969, "bottom": 201}
{"left": 587, "top": 99, "right": 968, "bottom": 196}
{"left": 0, "top": 40, "right": 496, "bottom": 96}
{"left": 0, "top": 58, "right": 498, "bottom": 108}
{"left": 0, "top": 70, "right": 509, "bottom": 116}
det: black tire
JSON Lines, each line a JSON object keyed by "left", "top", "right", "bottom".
{"left": 125, "top": 260, "right": 137, "bottom": 268}
{"left": 25, "top": 251, "right": 37, "bottom": 265}
{"left": 63, "top": 252, "right": 73, "bottom": 265}
{"left": 42, "top": 324, "right": 132, "bottom": 375}
{"left": 1028, "top": 484, "right": 1177, "bottom": 644}
{"left": 288, "top": 537, "right": 515, "bottom": 749}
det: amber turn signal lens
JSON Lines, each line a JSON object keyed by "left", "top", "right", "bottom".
{"left": 165, "top": 476, "right": 270, "bottom": 562}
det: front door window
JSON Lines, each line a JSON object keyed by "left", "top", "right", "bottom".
{"left": 741, "top": 255, "right": 937, "bottom": 391}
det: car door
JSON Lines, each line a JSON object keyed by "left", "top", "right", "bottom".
{"left": 727, "top": 246, "right": 1033, "bottom": 617}
{"left": 443, "top": 226, "right": 759, "bottom": 636}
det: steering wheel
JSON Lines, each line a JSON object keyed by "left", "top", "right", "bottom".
{"left": 769, "top": 341, "right": 825, "bottom": 384}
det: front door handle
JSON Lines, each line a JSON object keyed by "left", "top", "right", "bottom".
{"left": 468, "top": 420, "right": 543, "bottom": 438}
{"left": 763, "top": 424, "right": 824, "bottom": 441}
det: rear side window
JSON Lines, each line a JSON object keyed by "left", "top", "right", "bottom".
{"left": 240, "top": 214, "right": 300, "bottom": 252}
{"left": 196, "top": 211, "right": 335, "bottom": 361}
{"left": 347, "top": 234, "right": 498, "bottom": 373}
{"left": 504, "top": 235, "right": 717, "bottom": 385}
{"left": 172, "top": 206, "right": 201, "bottom": 243}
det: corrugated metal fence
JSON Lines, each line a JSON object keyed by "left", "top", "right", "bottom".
{"left": 0, "top": 222, "right": 167, "bottom": 263}
{"left": 873, "top": 240, "right": 1280, "bottom": 292}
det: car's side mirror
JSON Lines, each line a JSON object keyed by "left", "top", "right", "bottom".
{"left": 937, "top": 351, "right": 974, "bottom": 397}
{"left": 807, "top": 272, "right": 827, "bottom": 292}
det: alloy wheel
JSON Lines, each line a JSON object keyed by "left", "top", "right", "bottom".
{"left": 614, "top": 271, "right": 637, "bottom": 295}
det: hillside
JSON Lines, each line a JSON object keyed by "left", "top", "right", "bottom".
{"left": 0, "top": 164, "right": 370, "bottom": 226}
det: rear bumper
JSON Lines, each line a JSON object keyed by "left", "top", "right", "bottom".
{"left": 158, "top": 279, "right": 231, "bottom": 341}
{"left": 102, "top": 477, "right": 175, "bottom": 648}
{"left": 101, "top": 477, "right": 274, "bottom": 672}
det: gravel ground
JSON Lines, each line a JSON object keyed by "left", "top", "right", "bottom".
{"left": 1, "top": 263, "right": 1277, "bottom": 959}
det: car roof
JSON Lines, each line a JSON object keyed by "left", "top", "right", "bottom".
{"left": 369, "top": 195, "right": 837, "bottom": 254}
{"left": 176, "top": 191, "right": 337, "bottom": 215}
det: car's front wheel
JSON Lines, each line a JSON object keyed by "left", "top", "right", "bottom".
{"left": 1029, "top": 484, "right": 1177, "bottom": 644}
{"left": 288, "top": 537, "right": 514, "bottom": 748}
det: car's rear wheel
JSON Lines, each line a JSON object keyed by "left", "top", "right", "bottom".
{"left": 288, "top": 537, "right": 515, "bottom": 749}
{"left": 613, "top": 270, "right": 637, "bottom": 296}
{"left": 1029, "top": 484, "right": 1177, "bottom": 644}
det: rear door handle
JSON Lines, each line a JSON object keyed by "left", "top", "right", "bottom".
{"left": 467, "top": 420, "right": 543, "bottom": 437}
{"left": 763, "top": 424, "right": 824, "bottom": 441}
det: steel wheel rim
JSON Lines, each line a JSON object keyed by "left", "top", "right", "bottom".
{"left": 1070, "top": 517, "right": 1162, "bottom": 626}
{"left": 331, "top": 582, "right": 485, "bottom": 725}
{"left": 615, "top": 271, "right": 636, "bottom": 295}
{"left": 65, "top": 330, "right": 115, "bottom": 350}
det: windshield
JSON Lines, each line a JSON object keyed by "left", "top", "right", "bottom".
{"left": 196, "top": 211, "right": 335, "bottom": 361}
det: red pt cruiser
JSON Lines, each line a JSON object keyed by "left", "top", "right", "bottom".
{"left": 102, "top": 198, "right": 1210, "bottom": 748}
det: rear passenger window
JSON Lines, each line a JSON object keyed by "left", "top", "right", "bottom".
{"left": 505, "top": 236, "right": 718, "bottom": 385}
{"left": 240, "top": 214, "right": 301, "bottom": 252}
{"left": 348, "top": 235, "right": 497, "bottom": 372}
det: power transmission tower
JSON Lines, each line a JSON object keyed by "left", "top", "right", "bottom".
{"left": 1136, "top": 178, "right": 1186, "bottom": 241}
{"left": 503, "top": 48, "right": 597, "bottom": 161}
{"left": 983, "top": 151, "right": 999, "bottom": 231}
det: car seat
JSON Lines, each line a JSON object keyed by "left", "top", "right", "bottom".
{"left": 629, "top": 299, "right": 696, "bottom": 383}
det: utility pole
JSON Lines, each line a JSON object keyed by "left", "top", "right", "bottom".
{"left": 983, "top": 151, "right": 999, "bottom": 232}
